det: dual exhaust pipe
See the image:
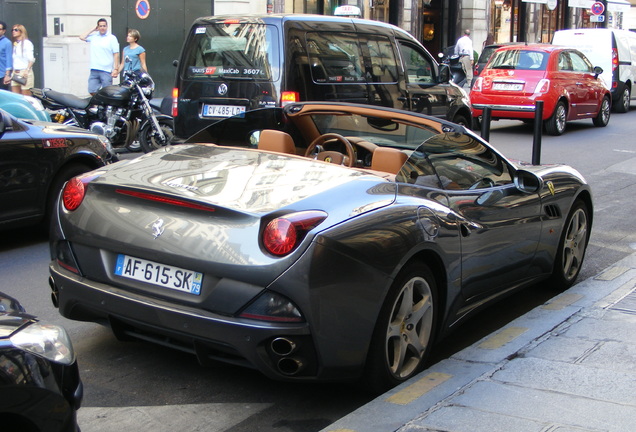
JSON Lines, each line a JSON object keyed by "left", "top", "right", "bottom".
{"left": 270, "top": 337, "right": 305, "bottom": 376}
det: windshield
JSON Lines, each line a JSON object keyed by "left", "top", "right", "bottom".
{"left": 182, "top": 22, "right": 280, "bottom": 80}
{"left": 489, "top": 49, "right": 548, "bottom": 71}
{"left": 310, "top": 113, "right": 439, "bottom": 150}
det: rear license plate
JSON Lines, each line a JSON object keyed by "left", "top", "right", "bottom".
{"left": 114, "top": 254, "right": 203, "bottom": 295}
{"left": 202, "top": 104, "right": 246, "bottom": 117}
{"left": 493, "top": 82, "right": 524, "bottom": 91}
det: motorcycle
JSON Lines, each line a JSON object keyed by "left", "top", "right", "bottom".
{"left": 30, "top": 69, "right": 173, "bottom": 153}
{"left": 438, "top": 47, "right": 467, "bottom": 88}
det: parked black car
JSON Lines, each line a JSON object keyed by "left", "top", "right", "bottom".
{"left": 172, "top": 14, "right": 472, "bottom": 138}
{"left": 0, "top": 291, "right": 82, "bottom": 431}
{"left": 0, "top": 108, "right": 117, "bottom": 231}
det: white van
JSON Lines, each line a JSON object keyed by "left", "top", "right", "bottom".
{"left": 552, "top": 28, "right": 636, "bottom": 113}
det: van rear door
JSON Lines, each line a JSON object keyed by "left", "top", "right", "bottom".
{"left": 174, "top": 19, "right": 281, "bottom": 138}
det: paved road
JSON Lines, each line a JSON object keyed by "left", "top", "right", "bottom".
{"left": 1, "top": 106, "right": 635, "bottom": 431}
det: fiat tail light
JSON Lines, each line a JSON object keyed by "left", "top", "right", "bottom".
{"left": 262, "top": 210, "right": 327, "bottom": 256}
{"left": 534, "top": 79, "right": 550, "bottom": 94}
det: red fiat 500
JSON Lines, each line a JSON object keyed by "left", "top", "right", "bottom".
{"left": 471, "top": 44, "right": 611, "bottom": 135}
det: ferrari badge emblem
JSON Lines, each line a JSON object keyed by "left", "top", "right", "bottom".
{"left": 151, "top": 218, "right": 165, "bottom": 239}
{"left": 324, "top": 156, "right": 332, "bottom": 163}
{"left": 546, "top": 181, "right": 555, "bottom": 196}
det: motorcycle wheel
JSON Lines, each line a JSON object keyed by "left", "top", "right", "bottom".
{"left": 139, "top": 118, "right": 174, "bottom": 153}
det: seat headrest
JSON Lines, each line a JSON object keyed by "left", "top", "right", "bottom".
{"left": 258, "top": 130, "right": 296, "bottom": 155}
{"left": 371, "top": 147, "right": 408, "bottom": 174}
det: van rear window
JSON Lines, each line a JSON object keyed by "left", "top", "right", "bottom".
{"left": 183, "top": 23, "right": 279, "bottom": 80}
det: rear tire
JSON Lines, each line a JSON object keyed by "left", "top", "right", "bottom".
{"left": 140, "top": 117, "right": 174, "bottom": 153}
{"left": 592, "top": 96, "right": 610, "bottom": 127}
{"left": 614, "top": 86, "right": 630, "bottom": 113}
{"left": 545, "top": 101, "right": 567, "bottom": 136}
{"left": 364, "top": 262, "right": 437, "bottom": 393}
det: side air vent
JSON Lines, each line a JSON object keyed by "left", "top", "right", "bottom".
{"left": 544, "top": 204, "right": 561, "bottom": 219}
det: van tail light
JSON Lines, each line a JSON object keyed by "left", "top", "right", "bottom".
{"left": 612, "top": 48, "right": 619, "bottom": 73}
{"left": 262, "top": 211, "right": 327, "bottom": 257}
{"left": 281, "top": 91, "right": 300, "bottom": 107}
{"left": 534, "top": 79, "right": 550, "bottom": 95}
{"left": 172, "top": 88, "right": 179, "bottom": 117}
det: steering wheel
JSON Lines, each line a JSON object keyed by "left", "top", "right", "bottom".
{"left": 304, "top": 133, "right": 356, "bottom": 168}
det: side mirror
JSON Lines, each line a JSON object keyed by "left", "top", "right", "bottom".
{"left": 593, "top": 66, "right": 603, "bottom": 78}
{"left": 514, "top": 169, "right": 543, "bottom": 194}
{"left": 439, "top": 64, "right": 450, "bottom": 83}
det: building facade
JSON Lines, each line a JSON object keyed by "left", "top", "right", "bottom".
{"left": 0, "top": 0, "right": 633, "bottom": 97}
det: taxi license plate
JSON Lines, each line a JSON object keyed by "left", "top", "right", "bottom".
{"left": 203, "top": 104, "right": 246, "bottom": 118}
{"left": 493, "top": 82, "right": 523, "bottom": 91}
{"left": 114, "top": 254, "right": 203, "bottom": 295}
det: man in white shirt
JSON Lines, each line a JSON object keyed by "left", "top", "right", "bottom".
{"left": 454, "top": 29, "right": 473, "bottom": 88}
{"left": 80, "top": 18, "right": 119, "bottom": 95}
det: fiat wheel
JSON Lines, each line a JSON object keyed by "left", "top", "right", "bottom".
{"left": 592, "top": 96, "right": 610, "bottom": 127}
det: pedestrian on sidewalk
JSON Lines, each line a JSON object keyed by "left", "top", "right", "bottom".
{"left": 454, "top": 29, "right": 474, "bottom": 88}
{"left": 80, "top": 18, "right": 119, "bottom": 95}
{"left": 11, "top": 24, "right": 35, "bottom": 96}
{"left": 0, "top": 21, "right": 13, "bottom": 90}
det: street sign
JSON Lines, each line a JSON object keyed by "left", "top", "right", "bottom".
{"left": 590, "top": 1, "right": 605, "bottom": 15}
{"left": 590, "top": 15, "right": 605, "bottom": 22}
{"left": 135, "top": 0, "right": 151, "bottom": 20}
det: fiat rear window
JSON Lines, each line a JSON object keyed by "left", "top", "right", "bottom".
{"left": 183, "top": 23, "right": 280, "bottom": 80}
{"left": 490, "top": 49, "right": 548, "bottom": 71}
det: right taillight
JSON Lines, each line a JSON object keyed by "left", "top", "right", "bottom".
{"left": 262, "top": 211, "right": 327, "bottom": 257}
{"left": 172, "top": 87, "right": 179, "bottom": 117}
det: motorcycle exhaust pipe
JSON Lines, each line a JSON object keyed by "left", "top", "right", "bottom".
{"left": 270, "top": 337, "right": 297, "bottom": 356}
{"left": 49, "top": 276, "right": 59, "bottom": 308}
{"left": 277, "top": 357, "right": 305, "bottom": 376}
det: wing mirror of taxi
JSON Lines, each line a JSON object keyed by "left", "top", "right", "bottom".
{"left": 514, "top": 169, "right": 543, "bottom": 194}
{"left": 439, "top": 64, "right": 450, "bottom": 83}
{"left": 593, "top": 66, "right": 603, "bottom": 78}
{"left": 173, "top": 59, "right": 179, "bottom": 67}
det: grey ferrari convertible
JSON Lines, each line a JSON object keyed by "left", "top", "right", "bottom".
{"left": 48, "top": 102, "right": 592, "bottom": 391}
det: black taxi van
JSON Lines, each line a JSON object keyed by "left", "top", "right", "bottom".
{"left": 172, "top": 14, "right": 472, "bottom": 139}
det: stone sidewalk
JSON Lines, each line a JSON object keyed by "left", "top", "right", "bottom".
{"left": 323, "top": 252, "right": 636, "bottom": 432}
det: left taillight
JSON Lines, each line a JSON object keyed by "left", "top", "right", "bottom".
{"left": 62, "top": 173, "right": 98, "bottom": 211}
{"left": 262, "top": 210, "right": 327, "bottom": 257}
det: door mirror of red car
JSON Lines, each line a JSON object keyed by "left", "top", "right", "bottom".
{"left": 593, "top": 66, "right": 603, "bottom": 78}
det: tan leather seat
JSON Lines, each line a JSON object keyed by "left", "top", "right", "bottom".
{"left": 258, "top": 130, "right": 296, "bottom": 155}
{"left": 371, "top": 147, "right": 408, "bottom": 174}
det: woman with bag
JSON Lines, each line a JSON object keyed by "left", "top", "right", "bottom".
{"left": 11, "top": 24, "right": 35, "bottom": 95}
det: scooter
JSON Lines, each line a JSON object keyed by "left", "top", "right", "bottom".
{"left": 438, "top": 47, "right": 467, "bottom": 88}
{"left": 31, "top": 68, "right": 173, "bottom": 153}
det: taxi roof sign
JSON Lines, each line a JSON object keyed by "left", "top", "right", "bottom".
{"left": 334, "top": 5, "right": 361, "bottom": 17}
